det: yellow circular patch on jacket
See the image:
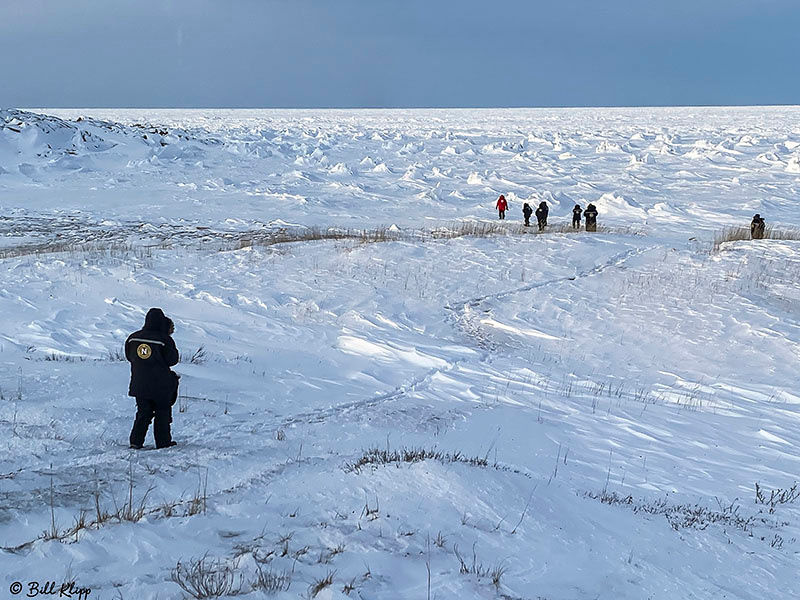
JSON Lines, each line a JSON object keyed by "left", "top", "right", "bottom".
{"left": 137, "top": 343, "right": 152, "bottom": 360}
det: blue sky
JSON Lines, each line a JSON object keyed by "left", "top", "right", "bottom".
{"left": 2, "top": 0, "right": 798, "bottom": 108}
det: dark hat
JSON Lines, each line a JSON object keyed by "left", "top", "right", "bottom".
{"left": 144, "top": 307, "right": 169, "bottom": 332}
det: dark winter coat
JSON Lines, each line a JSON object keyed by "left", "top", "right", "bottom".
{"left": 751, "top": 215, "right": 766, "bottom": 239}
{"left": 572, "top": 205, "right": 583, "bottom": 220}
{"left": 126, "top": 308, "right": 180, "bottom": 401}
{"left": 522, "top": 204, "right": 533, "bottom": 219}
{"left": 584, "top": 204, "right": 598, "bottom": 224}
{"left": 535, "top": 203, "right": 549, "bottom": 222}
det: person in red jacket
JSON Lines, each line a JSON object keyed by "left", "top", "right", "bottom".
{"left": 496, "top": 194, "right": 508, "bottom": 219}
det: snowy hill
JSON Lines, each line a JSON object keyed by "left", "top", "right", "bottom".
{"left": 1, "top": 108, "right": 800, "bottom": 599}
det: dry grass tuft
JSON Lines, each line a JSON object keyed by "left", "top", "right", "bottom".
{"left": 713, "top": 225, "right": 800, "bottom": 252}
{"left": 171, "top": 555, "right": 244, "bottom": 599}
{"left": 251, "top": 565, "right": 291, "bottom": 595}
{"left": 344, "top": 446, "right": 489, "bottom": 473}
{"left": 309, "top": 570, "right": 336, "bottom": 598}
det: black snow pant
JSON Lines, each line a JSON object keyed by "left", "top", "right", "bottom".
{"left": 537, "top": 219, "right": 546, "bottom": 231}
{"left": 499, "top": 210, "right": 505, "bottom": 220}
{"left": 586, "top": 219, "right": 597, "bottom": 232}
{"left": 130, "top": 396, "right": 173, "bottom": 448}
{"left": 572, "top": 217, "right": 581, "bottom": 229}
{"left": 524, "top": 216, "right": 530, "bottom": 227}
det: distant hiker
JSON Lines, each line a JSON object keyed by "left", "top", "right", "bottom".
{"left": 522, "top": 203, "right": 533, "bottom": 227}
{"left": 496, "top": 195, "right": 508, "bottom": 220}
{"left": 584, "top": 203, "right": 598, "bottom": 232}
{"left": 751, "top": 214, "right": 766, "bottom": 239}
{"left": 126, "top": 308, "right": 180, "bottom": 449}
{"left": 535, "top": 201, "right": 549, "bottom": 231}
{"left": 572, "top": 204, "right": 583, "bottom": 229}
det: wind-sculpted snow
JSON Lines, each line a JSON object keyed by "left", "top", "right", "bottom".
{"left": 2, "top": 107, "right": 800, "bottom": 235}
{"left": 1, "top": 108, "right": 800, "bottom": 599}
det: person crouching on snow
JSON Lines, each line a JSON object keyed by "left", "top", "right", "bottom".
{"left": 496, "top": 194, "right": 508, "bottom": 219}
{"left": 126, "top": 308, "right": 180, "bottom": 449}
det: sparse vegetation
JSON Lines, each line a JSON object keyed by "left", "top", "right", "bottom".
{"left": 755, "top": 482, "right": 800, "bottom": 513}
{"left": 309, "top": 570, "right": 336, "bottom": 598}
{"left": 171, "top": 555, "right": 244, "bottom": 599}
{"left": 0, "top": 240, "right": 156, "bottom": 261}
{"left": 251, "top": 565, "right": 292, "bottom": 595}
{"left": 585, "top": 490, "right": 776, "bottom": 535}
{"left": 712, "top": 225, "right": 800, "bottom": 252}
{"left": 360, "top": 496, "right": 380, "bottom": 521}
{"left": 110, "top": 460, "right": 154, "bottom": 523}
{"left": 344, "top": 446, "right": 490, "bottom": 473}
{"left": 187, "top": 469, "right": 210, "bottom": 516}
{"left": 433, "top": 530, "right": 447, "bottom": 548}
{"left": 233, "top": 221, "right": 639, "bottom": 251}
{"left": 31, "top": 464, "right": 213, "bottom": 546}
{"left": 318, "top": 542, "right": 346, "bottom": 564}
{"left": 453, "top": 543, "right": 507, "bottom": 590}
{"left": 189, "top": 345, "right": 208, "bottom": 364}
{"left": 277, "top": 531, "right": 294, "bottom": 557}
{"left": 342, "top": 577, "right": 358, "bottom": 595}
{"left": 43, "top": 352, "right": 86, "bottom": 362}
{"left": 106, "top": 348, "right": 126, "bottom": 361}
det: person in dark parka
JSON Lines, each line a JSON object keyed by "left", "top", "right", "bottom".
{"left": 535, "top": 201, "right": 549, "bottom": 231}
{"left": 750, "top": 214, "right": 766, "bottom": 239}
{"left": 572, "top": 204, "right": 583, "bottom": 229}
{"left": 584, "top": 203, "right": 598, "bottom": 232}
{"left": 126, "top": 308, "right": 180, "bottom": 449}
{"left": 522, "top": 202, "right": 533, "bottom": 227}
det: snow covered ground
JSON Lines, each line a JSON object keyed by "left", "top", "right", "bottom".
{"left": 1, "top": 107, "right": 800, "bottom": 599}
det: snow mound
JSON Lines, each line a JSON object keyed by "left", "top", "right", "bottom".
{"left": 775, "top": 141, "right": 800, "bottom": 154}
{"left": 628, "top": 153, "right": 655, "bottom": 166}
{"left": 328, "top": 162, "right": 353, "bottom": 176}
{"left": 528, "top": 190, "right": 572, "bottom": 212}
{"left": 757, "top": 152, "right": 783, "bottom": 165}
{"left": 595, "top": 141, "right": 625, "bottom": 154}
{"left": 0, "top": 109, "right": 212, "bottom": 176}
{"left": 594, "top": 192, "right": 647, "bottom": 219}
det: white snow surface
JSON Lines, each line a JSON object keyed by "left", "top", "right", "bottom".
{"left": 1, "top": 107, "right": 800, "bottom": 599}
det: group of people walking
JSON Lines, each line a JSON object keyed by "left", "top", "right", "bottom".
{"left": 498, "top": 195, "right": 765, "bottom": 240}
{"left": 498, "top": 195, "right": 598, "bottom": 232}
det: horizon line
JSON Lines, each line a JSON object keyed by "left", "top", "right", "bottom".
{"left": 18, "top": 103, "right": 800, "bottom": 111}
